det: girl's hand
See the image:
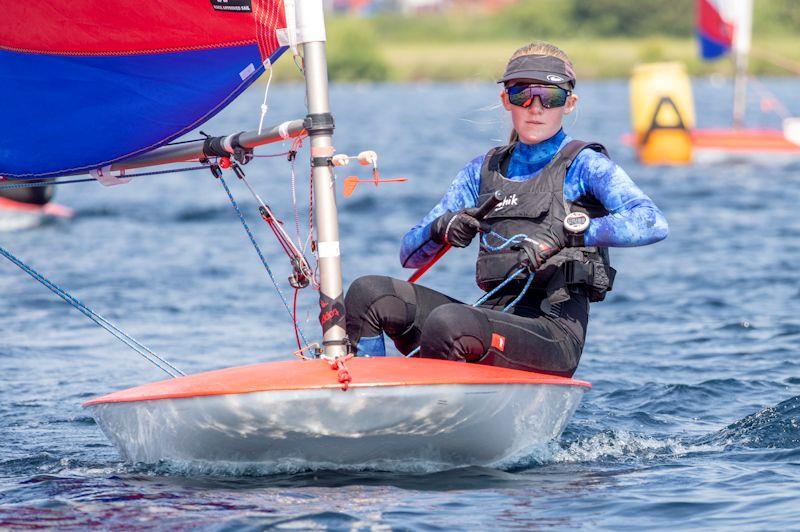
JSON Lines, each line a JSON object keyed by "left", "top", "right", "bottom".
{"left": 430, "top": 209, "right": 483, "bottom": 248}
{"left": 516, "top": 233, "right": 562, "bottom": 271}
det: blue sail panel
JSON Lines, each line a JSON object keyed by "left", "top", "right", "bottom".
{"left": 0, "top": 45, "right": 287, "bottom": 179}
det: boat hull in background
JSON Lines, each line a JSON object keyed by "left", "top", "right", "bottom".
{"left": 0, "top": 197, "right": 73, "bottom": 231}
{"left": 85, "top": 358, "right": 589, "bottom": 468}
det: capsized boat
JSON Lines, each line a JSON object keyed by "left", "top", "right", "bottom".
{"left": 1, "top": 0, "right": 590, "bottom": 469}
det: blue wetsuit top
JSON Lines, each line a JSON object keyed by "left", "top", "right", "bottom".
{"left": 400, "top": 129, "right": 669, "bottom": 270}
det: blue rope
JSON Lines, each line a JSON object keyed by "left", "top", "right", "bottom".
{"left": 471, "top": 266, "right": 528, "bottom": 307}
{"left": 481, "top": 231, "right": 527, "bottom": 252}
{"left": 0, "top": 245, "right": 185, "bottom": 378}
{"left": 502, "top": 271, "right": 535, "bottom": 312}
{"left": 217, "top": 175, "right": 310, "bottom": 348}
{"left": 405, "top": 266, "right": 531, "bottom": 358}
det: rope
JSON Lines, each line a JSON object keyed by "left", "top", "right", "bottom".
{"left": 289, "top": 138, "right": 304, "bottom": 249}
{"left": 0, "top": 165, "right": 209, "bottom": 191}
{"left": 481, "top": 231, "right": 527, "bottom": 252}
{"left": 217, "top": 174, "right": 310, "bottom": 348}
{"left": 329, "top": 353, "right": 354, "bottom": 390}
{"left": 292, "top": 287, "right": 303, "bottom": 352}
{"left": 0, "top": 245, "right": 185, "bottom": 378}
{"left": 252, "top": 151, "right": 292, "bottom": 158}
{"left": 405, "top": 266, "right": 530, "bottom": 358}
{"left": 502, "top": 271, "right": 535, "bottom": 312}
{"left": 257, "top": 60, "right": 273, "bottom": 135}
{"left": 749, "top": 76, "right": 792, "bottom": 119}
{"left": 750, "top": 48, "right": 800, "bottom": 77}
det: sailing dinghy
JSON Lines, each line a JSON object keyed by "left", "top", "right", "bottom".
{"left": 694, "top": 0, "right": 800, "bottom": 158}
{"left": 0, "top": 0, "right": 589, "bottom": 469}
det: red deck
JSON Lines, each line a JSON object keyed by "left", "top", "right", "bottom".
{"left": 84, "top": 357, "right": 591, "bottom": 406}
{"left": 0, "top": 197, "right": 73, "bottom": 217}
{"left": 692, "top": 129, "right": 800, "bottom": 153}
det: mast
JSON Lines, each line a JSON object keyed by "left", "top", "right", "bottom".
{"left": 294, "top": 0, "right": 348, "bottom": 359}
{"left": 731, "top": 0, "right": 753, "bottom": 128}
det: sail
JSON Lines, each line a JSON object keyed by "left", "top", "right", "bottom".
{"left": 697, "top": 0, "right": 735, "bottom": 60}
{"left": 0, "top": 0, "right": 286, "bottom": 179}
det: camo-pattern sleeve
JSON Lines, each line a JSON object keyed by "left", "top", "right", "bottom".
{"left": 400, "top": 130, "right": 668, "bottom": 270}
{"left": 565, "top": 150, "right": 669, "bottom": 247}
{"left": 399, "top": 155, "right": 483, "bottom": 269}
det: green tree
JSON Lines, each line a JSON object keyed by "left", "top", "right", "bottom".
{"left": 327, "top": 19, "right": 390, "bottom": 81}
{"left": 570, "top": 0, "right": 694, "bottom": 37}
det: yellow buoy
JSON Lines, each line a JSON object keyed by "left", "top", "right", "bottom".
{"left": 630, "top": 62, "right": 695, "bottom": 165}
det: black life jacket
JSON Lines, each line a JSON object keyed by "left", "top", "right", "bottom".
{"left": 476, "top": 140, "right": 616, "bottom": 304}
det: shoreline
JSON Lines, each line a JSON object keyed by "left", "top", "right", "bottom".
{"left": 269, "top": 36, "right": 800, "bottom": 83}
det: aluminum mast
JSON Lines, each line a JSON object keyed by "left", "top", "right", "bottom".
{"left": 295, "top": 0, "right": 348, "bottom": 359}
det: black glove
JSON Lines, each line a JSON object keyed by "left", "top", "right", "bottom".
{"left": 516, "top": 232, "right": 562, "bottom": 271}
{"left": 430, "top": 208, "right": 483, "bottom": 248}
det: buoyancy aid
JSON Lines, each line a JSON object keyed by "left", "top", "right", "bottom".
{"left": 476, "top": 140, "right": 616, "bottom": 304}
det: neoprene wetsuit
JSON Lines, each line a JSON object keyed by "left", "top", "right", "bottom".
{"left": 344, "top": 129, "right": 668, "bottom": 376}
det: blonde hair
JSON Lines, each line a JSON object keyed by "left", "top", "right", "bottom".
{"left": 505, "top": 41, "right": 574, "bottom": 144}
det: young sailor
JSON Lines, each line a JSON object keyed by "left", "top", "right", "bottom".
{"left": 344, "top": 41, "right": 668, "bottom": 377}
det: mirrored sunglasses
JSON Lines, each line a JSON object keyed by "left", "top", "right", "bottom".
{"left": 505, "top": 84, "right": 571, "bottom": 109}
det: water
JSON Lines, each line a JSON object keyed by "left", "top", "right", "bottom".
{"left": 2, "top": 78, "right": 800, "bottom": 529}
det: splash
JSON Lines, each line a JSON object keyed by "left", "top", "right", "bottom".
{"left": 701, "top": 394, "right": 800, "bottom": 449}
{"left": 133, "top": 456, "right": 479, "bottom": 477}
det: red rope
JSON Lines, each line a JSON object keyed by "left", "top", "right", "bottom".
{"left": 329, "top": 354, "right": 354, "bottom": 391}
{"left": 308, "top": 169, "right": 316, "bottom": 254}
{"left": 292, "top": 287, "right": 302, "bottom": 352}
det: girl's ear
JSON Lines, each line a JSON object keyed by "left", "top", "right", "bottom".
{"left": 564, "top": 93, "right": 579, "bottom": 115}
{"left": 500, "top": 91, "right": 512, "bottom": 111}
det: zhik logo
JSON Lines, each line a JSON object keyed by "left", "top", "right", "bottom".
{"left": 494, "top": 193, "right": 519, "bottom": 211}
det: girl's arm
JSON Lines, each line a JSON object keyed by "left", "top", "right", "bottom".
{"left": 566, "top": 151, "right": 668, "bottom": 247}
{"left": 400, "top": 155, "right": 483, "bottom": 268}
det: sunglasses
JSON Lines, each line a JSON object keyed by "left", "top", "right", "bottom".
{"left": 505, "top": 84, "right": 571, "bottom": 109}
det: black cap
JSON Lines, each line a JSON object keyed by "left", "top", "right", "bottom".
{"left": 498, "top": 54, "right": 575, "bottom": 90}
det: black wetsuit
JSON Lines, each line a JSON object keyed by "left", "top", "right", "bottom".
{"left": 345, "top": 275, "right": 587, "bottom": 377}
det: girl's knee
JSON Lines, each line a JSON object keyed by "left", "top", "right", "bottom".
{"left": 420, "top": 304, "right": 490, "bottom": 361}
{"left": 345, "top": 275, "right": 394, "bottom": 313}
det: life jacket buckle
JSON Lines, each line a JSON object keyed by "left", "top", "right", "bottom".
{"left": 564, "top": 260, "right": 593, "bottom": 285}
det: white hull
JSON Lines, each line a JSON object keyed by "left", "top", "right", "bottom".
{"left": 0, "top": 210, "right": 45, "bottom": 232}
{"left": 87, "top": 383, "right": 585, "bottom": 467}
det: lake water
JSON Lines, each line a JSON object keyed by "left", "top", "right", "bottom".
{"left": 1, "top": 78, "right": 800, "bottom": 529}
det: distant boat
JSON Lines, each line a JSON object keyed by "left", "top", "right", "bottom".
{"left": 0, "top": 183, "right": 73, "bottom": 231}
{"left": 693, "top": 0, "right": 800, "bottom": 158}
{"left": 628, "top": 0, "right": 799, "bottom": 164}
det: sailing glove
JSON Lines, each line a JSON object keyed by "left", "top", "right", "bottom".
{"left": 430, "top": 208, "right": 484, "bottom": 248}
{"left": 516, "top": 233, "right": 562, "bottom": 271}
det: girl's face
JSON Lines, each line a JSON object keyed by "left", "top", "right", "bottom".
{"left": 500, "top": 80, "right": 578, "bottom": 145}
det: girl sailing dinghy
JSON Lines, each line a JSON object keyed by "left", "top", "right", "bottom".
{"left": 0, "top": 0, "right": 589, "bottom": 469}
